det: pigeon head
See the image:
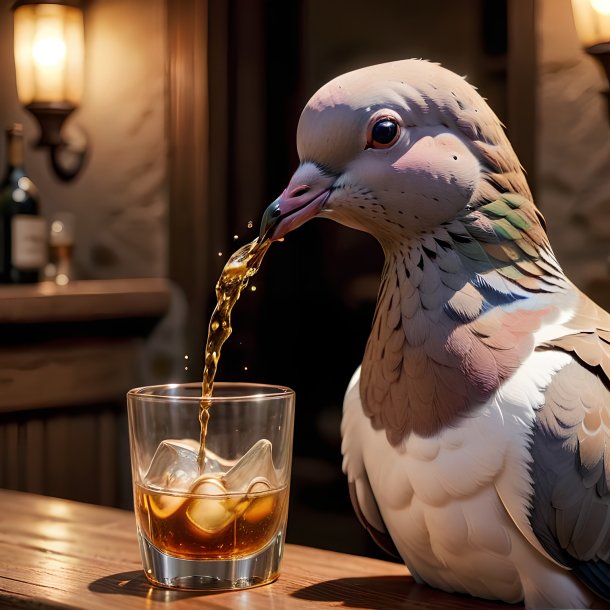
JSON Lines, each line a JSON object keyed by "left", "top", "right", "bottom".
{"left": 260, "top": 59, "right": 530, "bottom": 247}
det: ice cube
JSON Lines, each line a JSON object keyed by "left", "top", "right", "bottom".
{"left": 182, "top": 440, "right": 281, "bottom": 535}
{"left": 247, "top": 477, "right": 272, "bottom": 494}
{"left": 144, "top": 438, "right": 200, "bottom": 491}
{"left": 221, "top": 438, "right": 279, "bottom": 493}
{"left": 147, "top": 491, "right": 185, "bottom": 520}
{"left": 201, "top": 448, "right": 233, "bottom": 475}
{"left": 187, "top": 475, "right": 246, "bottom": 534}
{"left": 242, "top": 493, "right": 276, "bottom": 524}
{"left": 192, "top": 475, "right": 227, "bottom": 495}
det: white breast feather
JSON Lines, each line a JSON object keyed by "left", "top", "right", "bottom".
{"left": 341, "top": 349, "right": 596, "bottom": 606}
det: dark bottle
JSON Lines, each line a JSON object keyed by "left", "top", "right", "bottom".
{"left": 0, "top": 124, "right": 46, "bottom": 283}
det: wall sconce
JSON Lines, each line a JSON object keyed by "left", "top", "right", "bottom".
{"left": 12, "top": 0, "right": 86, "bottom": 181}
{"left": 572, "top": 0, "right": 610, "bottom": 113}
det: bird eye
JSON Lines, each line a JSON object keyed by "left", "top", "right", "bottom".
{"left": 368, "top": 118, "right": 400, "bottom": 149}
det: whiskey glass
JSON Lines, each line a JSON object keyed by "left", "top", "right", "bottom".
{"left": 127, "top": 382, "right": 295, "bottom": 590}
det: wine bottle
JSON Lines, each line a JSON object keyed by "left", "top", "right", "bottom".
{"left": 0, "top": 124, "right": 46, "bottom": 283}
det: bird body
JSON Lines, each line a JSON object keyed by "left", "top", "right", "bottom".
{"left": 343, "top": 352, "right": 583, "bottom": 607}
{"left": 260, "top": 59, "right": 610, "bottom": 609}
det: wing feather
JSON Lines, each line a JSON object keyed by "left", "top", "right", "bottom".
{"left": 347, "top": 478, "right": 401, "bottom": 559}
{"left": 531, "top": 296, "right": 610, "bottom": 602}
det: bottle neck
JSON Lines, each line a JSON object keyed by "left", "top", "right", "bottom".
{"left": 4, "top": 125, "right": 26, "bottom": 178}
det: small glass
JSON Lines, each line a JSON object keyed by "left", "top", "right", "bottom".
{"left": 47, "top": 212, "right": 75, "bottom": 285}
{"left": 127, "top": 382, "right": 295, "bottom": 590}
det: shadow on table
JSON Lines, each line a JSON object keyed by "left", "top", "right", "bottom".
{"left": 88, "top": 570, "right": 204, "bottom": 602}
{"left": 292, "top": 576, "right": 521, "bottom": 610}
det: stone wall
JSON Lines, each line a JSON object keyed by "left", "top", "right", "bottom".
{"left": 0, "top": 0, "right": 168, "bottom": 280}
{"left": 537, "top": 0, "right": 610, "bottom": 288}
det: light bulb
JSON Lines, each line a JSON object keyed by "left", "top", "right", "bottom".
{"left": 32, "top": 35, "right": 66, "bottom": 68}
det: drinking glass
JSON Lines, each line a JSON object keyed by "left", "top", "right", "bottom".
{"left": 127, "top": 382, "right": 295, "bottom": 590}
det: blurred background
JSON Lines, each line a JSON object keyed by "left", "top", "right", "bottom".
{"left": 0, "top": 0, "right": 609, "bottom": 560}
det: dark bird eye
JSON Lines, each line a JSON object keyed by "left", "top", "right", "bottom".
{"left": 368, "top": 118, "right": 400, "bottom": 149}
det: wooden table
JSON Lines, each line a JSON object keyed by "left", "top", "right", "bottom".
{"left": 0, "top": 489, "right": 518, "bottom": 609}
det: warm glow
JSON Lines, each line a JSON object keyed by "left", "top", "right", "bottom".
{"left": 32, "top": 35, "right": 66, "bottom": 67}
{"left": 572, "top": 0, "right": 610, "bottom": 46}
{"left": 13, "top": 3, "right": 84, "bottom": 106}
{"left": 592, "top": 0, "right": 610, "bottom": 16}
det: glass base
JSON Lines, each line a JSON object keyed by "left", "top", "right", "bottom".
{"left": 137, "top": 528, "right": 284, "bottom": 590}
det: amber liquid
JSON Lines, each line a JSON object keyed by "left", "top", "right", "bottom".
{"left": 135, "top": 482, "right": 288, "bottom": 560}
{"left": 49, "top": 243, "right": 74, "bottom": 266}
{"left": 198, "top": 238, "right": 271, "bottom": 469}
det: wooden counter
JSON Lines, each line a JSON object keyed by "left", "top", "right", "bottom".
{"left": 0, "top": 489, "right": 517, "bottom": 610}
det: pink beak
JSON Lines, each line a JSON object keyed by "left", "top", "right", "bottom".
{"left": 260, "top": 184, "right": 331, "bottom": 241}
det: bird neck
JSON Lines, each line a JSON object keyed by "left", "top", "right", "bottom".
{"left": 360, "top": 194, "right": 569, "bottom": 445}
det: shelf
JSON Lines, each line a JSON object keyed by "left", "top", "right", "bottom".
{"left": 0, "top": 278, "right": 171, "bottom": 324}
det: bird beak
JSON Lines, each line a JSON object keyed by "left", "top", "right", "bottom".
{"left": 259, "top": 170, "right": 334, "bottom": 241}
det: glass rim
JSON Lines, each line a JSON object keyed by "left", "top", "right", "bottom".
{"left": 127, "top": 381, "right": 295, "bottom": 402}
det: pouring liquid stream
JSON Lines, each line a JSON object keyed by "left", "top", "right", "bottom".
{"left": 198, "top": 237, "right": 272, "bottom": 470}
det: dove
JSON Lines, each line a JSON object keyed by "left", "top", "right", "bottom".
{"left": 259, "top": 59, "right": 610, "bottom": 609}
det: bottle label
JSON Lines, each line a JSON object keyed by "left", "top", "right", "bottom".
{"left": 12, "top": 215, "right": 47, "bottom": 270}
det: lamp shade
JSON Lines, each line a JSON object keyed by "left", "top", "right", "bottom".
{"left": 572, "top": 0, "right": 610, "bottom": 48}
{"left": 13, "top": 1, "right": 84, "bottom": 108}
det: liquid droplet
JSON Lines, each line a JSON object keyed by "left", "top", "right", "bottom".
{"left": 250, "top": 285, "right": 257, "bottom": 292}
{"left": 211, "top": 321, "right": 219, "bottom": 331}
{"left": 247, "top": 220, "right": 253, "bottom": 229}
{"left": 233, "top": 234, "right": 239, "bottom": 240}
{"left": 244, "top": 366, "right": 248, "bottom": 371}
{"left": 218, "top": 251, "right": 223, "bottom": 257}
{"left": 184, "top": 355, "right": 189, "bottom": 360}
